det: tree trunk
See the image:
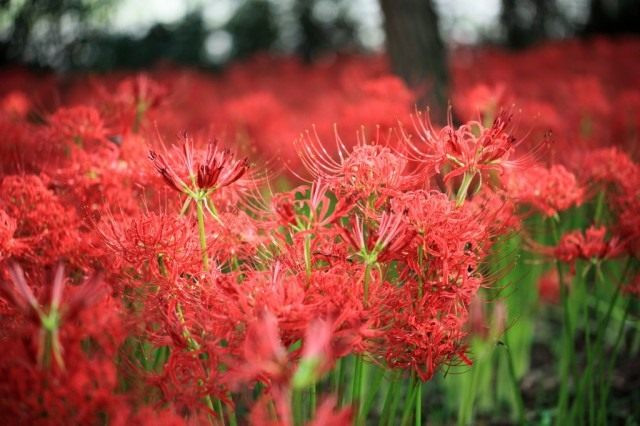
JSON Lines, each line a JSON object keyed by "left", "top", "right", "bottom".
{"left": 380, "top": 0, "right": 448, "bottom": 120}
{"left": 584, "top": 0, "right": 640, "bottom": 35}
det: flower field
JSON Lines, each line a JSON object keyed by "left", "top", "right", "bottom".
{"left": 0, "top": 37, "right": 639, "bottom": 425}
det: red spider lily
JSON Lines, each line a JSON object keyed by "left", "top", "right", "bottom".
{"left": 45, "top": 106, "right": 111, "bottom": 153}
{"left": 306, "top": 179, "right": 355, "bottom": 228}
{"left": 97, "top": 209, "right": 200, "bottom": 277}
{"left": 239, "top": 310, "right": 289, "bottom": 384}
{"left": 579, "top": 147, "right": 638, "bottom": 187}
{"left": 148, "top": 132, "right": 249, "bottom": 201}
{"left": 380, "top": 278, "right": 477, "bottom": 381}
{"left": 92, "top": 73, "right": 167, "bottom": 137}
{"left": 271, "top": 191, "right": 298, "bottom": 227}
{"left": 295, "top": 128, "right": 421, "bottom": 195}
{"left": 339, "top": 211, "right": 414, "bottom": 265}
{"left": 0, "top": 208, "right": 27, "bottom": 261}
{"left": 505, "top": 164, "right": 585, "bottom": 217}
{"left": 118, "top": 74, "right": 167, "bottom": 130}
{"left": 394, "top": 189, "right": 490, "bottom": 284}
{"left": 1, "top": 90, "right": 30, "bottom": 118}
{"left": 537, "top": 269, "right": 573, "bottom": 304}
{"left": 618, "top": 203, "right": 640, "bottom": 256}
{"left": 553, "top": 226, "right": 625, "bottom": 265}
{"left": 403, "top": 110, "right": 538, "bottom": 205}
{"left": 601, "top": 159, "right": 640, "bottom": 255}
{"left": 0, "top": 262, "right": 106, "bottom": 370}
{"left": 0, "top": 174, "right": 83, "bottom": 265}
{"left": 274, "top": 180, "right": 354, "bottom": 235}
{"left": 404, "top": 111, "right": 522, "bottom": 177}
{"left": 624, "top": 274, "right": 640, "bottom": 298}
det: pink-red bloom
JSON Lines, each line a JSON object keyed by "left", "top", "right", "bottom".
{"left": 149, "top": 133, "right": 248, "bottom": 196}
{"left": 0, "top": 262, "right": 106, "bottom": 369}
{"left": 553, "top": 226, "right": 625, "bottom": 265}
{"left": 505, "top": 164, "right": 585, "bottom": 216}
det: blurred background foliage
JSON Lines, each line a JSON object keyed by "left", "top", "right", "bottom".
{"left": 2, "top": 0, "right": 637, "bottom": 119}
{"left": 1, "top": 0, "right": 639, "bottom": 72}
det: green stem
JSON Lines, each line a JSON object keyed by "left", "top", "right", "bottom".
{"left": 212, "top": 397, "right": 225, "bottom": 426}
{"left": 414, "top": 379, "right": 422, "bottom": 426}
{"left": 352, "top": 355, "right": 364, "bottom": 425}
{"left": 455, "top": 171, "right": 475, "bottom": 207}
{"left": 504, "top": 333, "right": 525, "bottom": 425}
{"left": 310, "top": 383, "right": 317, "bottom": 419}
{"left": 400, "top": 374, "right": 418, "bottom": 426}
{"left": 293, "top": 388, "right": 304, "bottom": 426}
{"left": 583, "top": 268, "right": 597, "bottom": 425}
{"left": 338, "top": 357, "right": 348, "bottom": 406}
{"left": 331, "top": 357, "right": 344, "bottom": 406}
{"left": 598, "top": 298, "right": 632, "bottom": 425}
{"left": 593, "top": 260, "right": 632, "bottom": 354}
{"left": 362, "top": 365, "right": 386, "bottom": 420}
{"left": 226, "top": 404, "right": 238, "bottom": 426}
{"left": 179, "top": 197, "right": 192, "bottom": 216}
{"left": 458, "top": 352, "right": 481, "bottom": 426}
{"left": 206, "top": 196, "right": 224, "bottom": 225}
{"left": 196, "top": 200, "right": 210, "bottom": 271}
{"left": 387, "top": 375, "right": 404, "bottom": 426}
{"left": 550, "top": 219, "right": 573, "bottom": 425}
{"left": 353, "top": 259, "right": 374, "bottom": 425}
{"left": 379, "top": 371, "right": 400, "bottom": 426}
{"left": 152, "top": 346, "right": 169, "bottom": 371}
{"left": 574, "top": 260, "right": 632, "bottom": 425}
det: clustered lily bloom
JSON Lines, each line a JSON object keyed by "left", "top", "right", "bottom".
{"left": 148, "top": 132, "right": 248, "bottom": 206}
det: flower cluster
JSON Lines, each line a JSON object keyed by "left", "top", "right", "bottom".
{"left": 0, "top": 37, "right": 639, "bottom": 425}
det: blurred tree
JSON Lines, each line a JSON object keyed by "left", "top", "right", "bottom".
{"left": 500, "top": 0, "right": 551, "bottom": 49}
{"left": 379, "top": 0, "right": 448, "bottom": 118}
{"left": 500, "top": 0, "right": 640, "bottom": 49}
{"left": 226, "top": 0, "right": 279, "bottom": 60}
{"left": 583, "top": 0, "right": 640, "bottom": 36}
{"left": 0, "top": 0, "right": 115, "bottom": 69}
{"left": 500, "top": 0, "right": 571, "bottom": 48}
{"left": 293, "top": 0, "right": 358, "bottom": 63}
{"left": 68, "top": 12, "right": 208, "bottom": 71}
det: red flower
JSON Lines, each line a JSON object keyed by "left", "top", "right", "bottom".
{"left": 339, "top": 211, "right": 414, "bottom": 265}
{"left": 148, "top": 132, "right": 248, "bottom": 197}
{"left": 505, "top": 164, "right": 585, "bottom": 216}
{"left": 97, "top": 209, "right": 200, "bottom": 277}
{"left": 624, "top": 274, "right": 640, "bottom": 298}
{"left": 46, "top": 106, "right": 109, "bottom": 149}
{"left": 537, "top": 268, "right": 576, "bottom": 304}
{"left": 1, "top": 90, "right": 30, "bottom": 118}
{"left": 296, "top": 131, "right": 419, "bottom": 195}
{"left": 404, "top": 111, "right": 526, "bottom": 181}
{"left": 553, "top": 226, "right": 625, "bottom": 265}
{"left": 0, "top": 262, "right": 106, "bottom": 370}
